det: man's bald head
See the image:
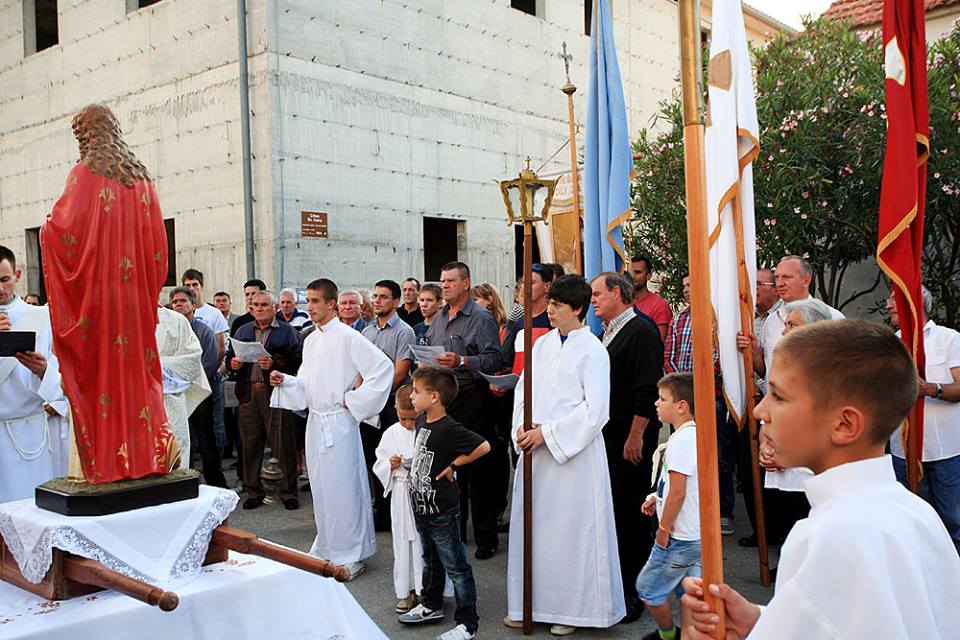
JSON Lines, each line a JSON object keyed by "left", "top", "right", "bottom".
{"left": 775, "top": 255, "right": 813, "bottom": 303}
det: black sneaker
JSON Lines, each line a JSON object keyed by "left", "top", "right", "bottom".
{"left": 474, "top": 546, "right": 496, "bottom": 560}
{"left": 283, "top": 498, "right": 300, "bottom": 510}
{"left": 242, "top": 497, "right": 264, "bottom": 510}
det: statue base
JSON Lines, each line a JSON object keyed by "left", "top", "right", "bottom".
{"left": 35, "top": 469, "right": 201, "bottom": 516}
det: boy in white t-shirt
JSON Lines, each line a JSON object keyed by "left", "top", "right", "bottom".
{"left": 635, "top": 372, "right": 700, "bottom": 640}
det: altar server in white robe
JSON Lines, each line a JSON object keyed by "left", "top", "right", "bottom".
{"left": 372, "top": 385, "right": 453, "bottom": 612}
{"left": 682, "top": 320, "right": 960, "bottom": 640}
{"left": 270, "top": 278, "right": 392, "bottom": 579}
{"left": 0, "top": 246, "right": 64, "bottom": 501}
{"left": 506, "top": 275, "right": 625, "bottom": 633}
{"left": 156, "top": 306, "right": 211, "bottom": 463}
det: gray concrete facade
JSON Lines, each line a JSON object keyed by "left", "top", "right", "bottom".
{"left": 0, "top": 0, "right": 693, "bottom": 300}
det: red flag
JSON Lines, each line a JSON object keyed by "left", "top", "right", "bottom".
{"left": 877, "top": 0, "right": 928, "bottom": 467}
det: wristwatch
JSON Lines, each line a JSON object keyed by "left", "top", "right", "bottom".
{"left": 934, "top": 383, "right": 944, "bottom": 399}
{"left": 449, "top": 462, "right": 460, "bottom": 474}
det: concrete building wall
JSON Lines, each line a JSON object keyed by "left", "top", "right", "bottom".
{"left": 0, "top": 0, "right": 791, "bottom": 301}
{"left": 265, "top": 0, "right": 695, "bottom": 293}
{"left": 0, "top": 0, "right": 273, "bottom": 301}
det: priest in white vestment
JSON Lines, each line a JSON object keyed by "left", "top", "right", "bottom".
{"left": 506, "top": 275, "right": 625, "bottom": 632}
{"left": 0, "top": 252, "right": 63, "bottom": 502}
{"left": 270, "top": 279, "right": 392, "bottom": 578}
{"left": 156, "top": 306, "right": 211, "bottom": 463}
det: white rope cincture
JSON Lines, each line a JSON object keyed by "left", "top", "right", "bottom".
{"left": 3, "top": 412, "right": 52, "bottom": 461}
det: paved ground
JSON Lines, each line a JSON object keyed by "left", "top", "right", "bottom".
{"left": 225, "top": 459, "right": 776, "bottom": 640}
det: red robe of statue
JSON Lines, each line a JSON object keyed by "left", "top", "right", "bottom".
{"left": 41, "top": 163, "right": 175, "bottom": 483}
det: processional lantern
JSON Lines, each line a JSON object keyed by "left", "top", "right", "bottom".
{"left": 498, "top": 158, "right": 557, "bottom": 226}
{"left": 497, "top": 158, "right": 556, "bottom": 635}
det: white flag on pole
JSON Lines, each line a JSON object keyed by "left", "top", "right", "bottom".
{"left": 705, "top": 0, "right": 760, "bottom": 427}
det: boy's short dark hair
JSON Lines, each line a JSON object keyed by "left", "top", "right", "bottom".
{"left": 306, "top": 278, "right": 338, "bottom": 302}
{"left": 547, "top": 274, "right": 592, "bottom": 320}
{"left": 396, "top": 385, "right": 415, "bottom": 412}
{"left": 375, "top": 279, "right": 402, "bottom": 300}
{"left": 0, "top": 245, "right": 16, "bottom": 270}
{"left": 412, "top": 366, "right": 459, "bottom": 408}
{"left": 658, "top": 372, "right": 695, "bottom": 414}
{"left": 214, "top": 291, "right": 230, "bottom": 300}
{"left": 181, "top": 268, "right": 204, "bottom": 285}
{"left": 244, "top": 278, "right": 267, "bottom": 290}
{"left": 420, "top": 283, "right": 442, "bottom": 300}
{"left": 775, "top": 319, "right": 918, "bottom": 444}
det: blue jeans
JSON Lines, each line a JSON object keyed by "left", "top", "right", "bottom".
{"left": 635, "top": 537, "right": 702, "bottom": 606}
{"left": 416, "top": 508, "right": 479, "bottom": 633}
{"left": 892, "top": 455, "right": 960, "bottom": 555}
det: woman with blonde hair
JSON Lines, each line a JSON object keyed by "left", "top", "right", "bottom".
{"left": 471, "top": 284, "right": 509, "bottom": 338}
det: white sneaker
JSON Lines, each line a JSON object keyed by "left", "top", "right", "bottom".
{"left": 342, "top": 561, "right": 365, "bottom": 581}
{"left": 398, "top": 603, "right": 444, "bottom": 624}
{"left": 550, "top": 624, "right": 576, "bottom": 636}
{"left": 436, "top": 624, "right": 475, "bottom": 640}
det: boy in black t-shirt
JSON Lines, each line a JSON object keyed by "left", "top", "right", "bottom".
{"left": 399, "top": 366, "right": 490, "bottom": 640}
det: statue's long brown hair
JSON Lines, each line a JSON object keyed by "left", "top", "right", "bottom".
{"left": 72, "top": 104, "right": 150, "bottom": 187}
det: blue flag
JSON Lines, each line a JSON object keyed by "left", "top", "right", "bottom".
{"left": 584, "top": 0, "right": 633, "bottom": 332}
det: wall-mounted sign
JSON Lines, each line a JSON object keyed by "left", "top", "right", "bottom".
{"left": 301, "top": 211, "right": 328, "bottom": 238}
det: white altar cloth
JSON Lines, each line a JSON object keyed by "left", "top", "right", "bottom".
{"left": 0, "top": 552, "right": 387, "bottom": 639}
{"left": 0, "top": 486, "right": 237, "bottom": 586}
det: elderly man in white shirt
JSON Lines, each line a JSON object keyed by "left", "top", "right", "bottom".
{"left": 888, "top": 287, "right": 960, "bottom": 554}
{"left": 741, "top": 255, "right": 844, "bottom": 382}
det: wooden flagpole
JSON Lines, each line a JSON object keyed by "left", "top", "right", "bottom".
{"left": 560, "top": 41, "right": 583, "bottom": 275}
{"left": 521, "top": 218, "right": 534, "bottom": 636}
{"left": 678, "top": 0, "right": 726, "bottom": 635}
{"left": 732, "top": 197, "right": 771, "bottom": 587}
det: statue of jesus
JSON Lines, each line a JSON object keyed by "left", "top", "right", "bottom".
{"left": 41, "top": 104, "right": 179, "bottom": 483}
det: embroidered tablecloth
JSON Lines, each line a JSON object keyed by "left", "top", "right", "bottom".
{"left": 0, "top": 486, "right": 237, "bottom": 586}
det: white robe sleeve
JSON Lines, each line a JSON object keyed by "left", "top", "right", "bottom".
{"left": 511, "top": 370, "right": 527, "bottom": 455}
{"left": 271, "top": 372, "right": 309, "bottom": 411}
{"left": 27, "top": 321, "right": 65, "bottom": 407}
{"left": 343, "top": 335, "right": 393, "bottom": 424}
{"left": 160, "top": 314, "right": 211, "bottom": 415}
{"left": 540, "top": 348, "right": 610, "bottom": 465}
{"left": 373, "top": 426, "right": 398, "bottom": 497}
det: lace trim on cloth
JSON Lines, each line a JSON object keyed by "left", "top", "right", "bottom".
{"left": 0, "top": 491, "right": 238, "bottom": 585}
{"left": 171, "top": 494, "right": 236, "bottom": 579}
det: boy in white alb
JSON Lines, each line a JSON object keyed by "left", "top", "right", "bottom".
{"left": 372, "top": 385, "right": 452, "bottom": 614}
{"left": 635, "top": 372, "right": 700, "bottom": 640}
{"left": 683, "top": 320, "right": 960, "bottom": 639}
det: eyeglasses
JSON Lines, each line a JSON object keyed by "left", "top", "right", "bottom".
{"left": 757, "top": 282, "right": 776, "bottom": 287}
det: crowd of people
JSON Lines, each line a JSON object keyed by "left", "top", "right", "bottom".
{"left": 2, "top": 243, "right": 960, "bottom": 639}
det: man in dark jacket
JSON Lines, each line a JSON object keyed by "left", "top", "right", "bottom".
{"left": 591, "top": 272, "right": 664, "bottom": 624}
{"left": 226, "top": 290, "right": 302, "bottom": 510}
